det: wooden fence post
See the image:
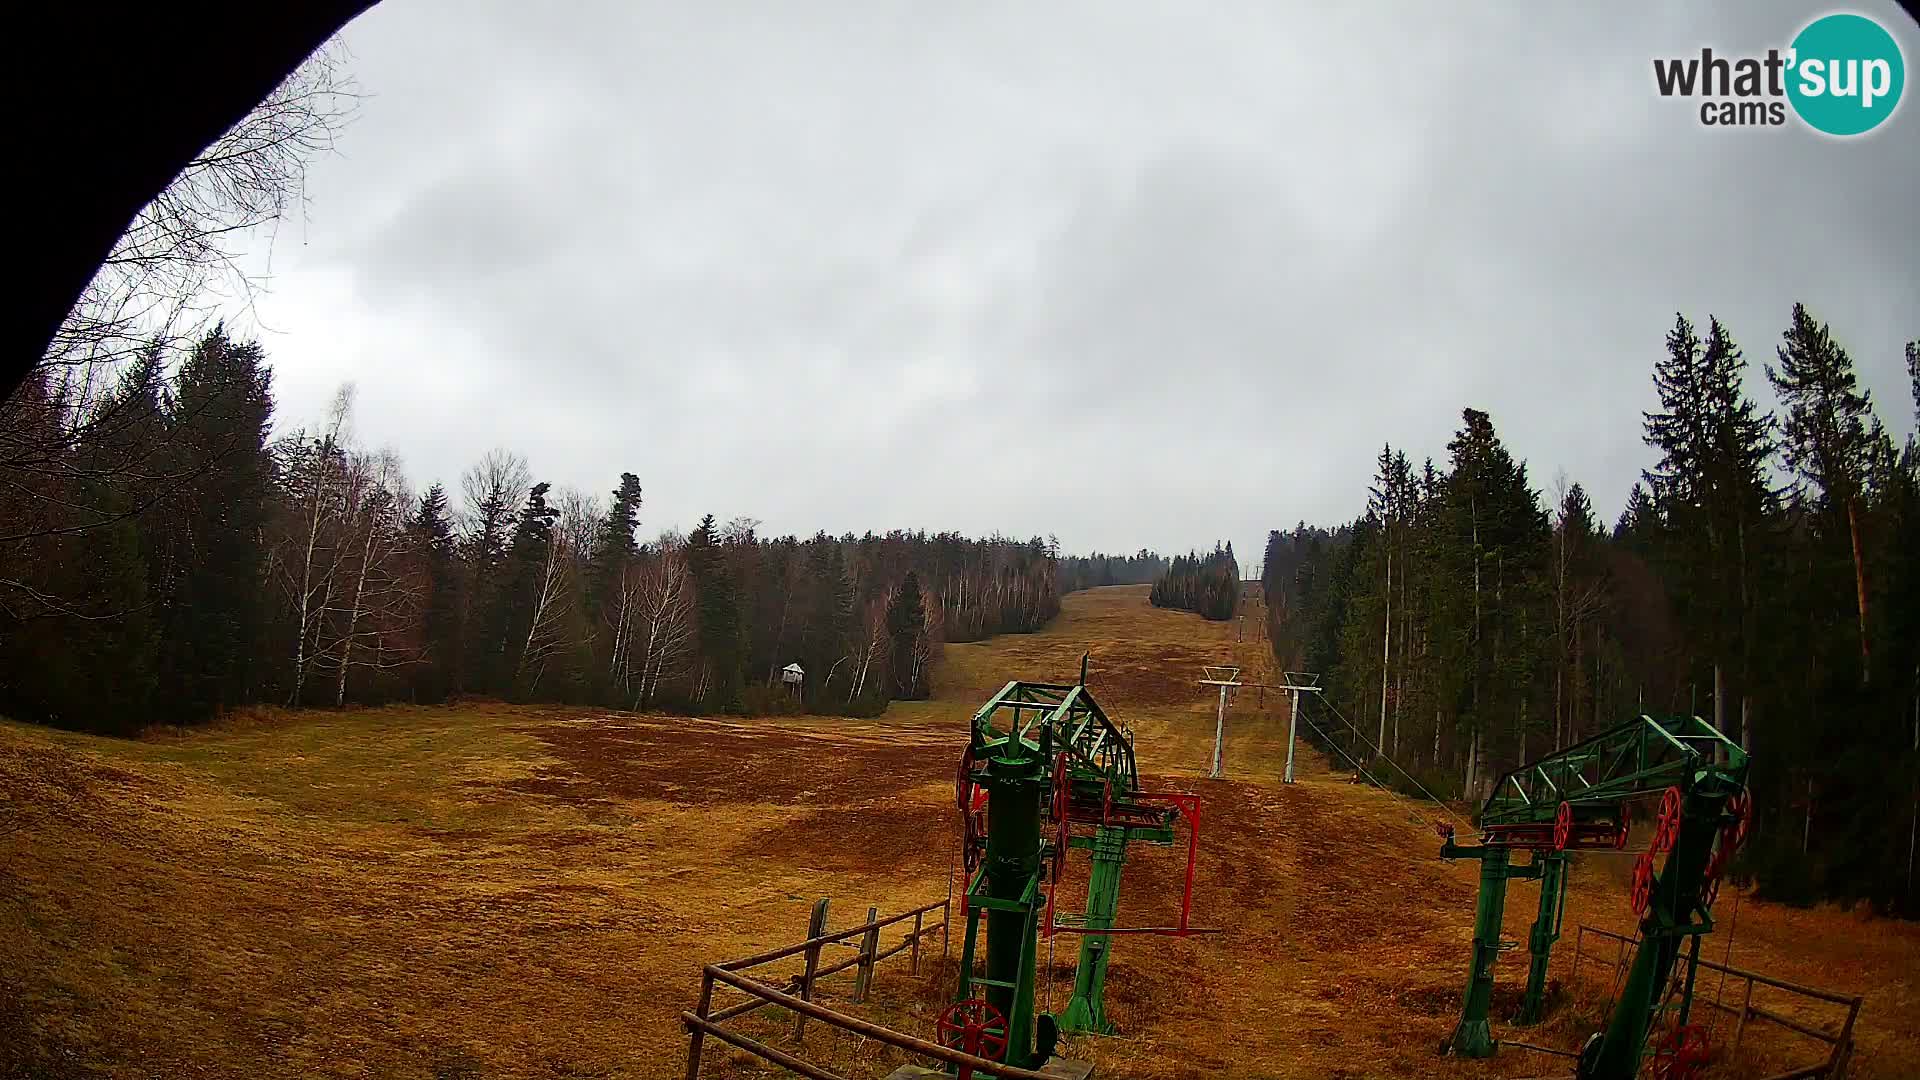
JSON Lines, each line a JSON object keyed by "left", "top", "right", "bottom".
{"left": 854, "top": 905, "right": 880, "bottom": 1003}
{"left": 684, "top": 969, "right": 714, "bottom": 1080}
{"left": 792, "top": 898, "right": 829, "bottom": 1044}
{"left": 1733, "top": 976, "right": 1754, "bottom": 1052}
{"left": 1830, "top": 995, "right": 1862, "bottom": 1078}
{"left": 910, "top": 910, "right": 924, "bottom": 975}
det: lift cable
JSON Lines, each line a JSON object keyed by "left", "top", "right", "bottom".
{"left": 1306, "top": 693, "right": 1474, "bottom": 834}
{"left": 1293, "top": 708, "right": 1439, "bottom": 830}
{"left": 1705, "top": 886, "right": 1745, "bottom": 1040}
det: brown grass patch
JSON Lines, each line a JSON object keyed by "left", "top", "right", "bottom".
{"left": 3, "top": 586, "right": 1914, "bottom": 1080}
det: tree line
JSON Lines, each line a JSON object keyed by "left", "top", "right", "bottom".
{"left": 1150, "top": 544, "right": 1242, "bottom": 621}
{"left": 1263, "top": 304, "right": 1918, "bottom": 915}
{"left": 1056, "top": 549, "right": 1170, "bottom": 594}
{"left": 0, "top": 326, "right": 1070, "bottom": 732}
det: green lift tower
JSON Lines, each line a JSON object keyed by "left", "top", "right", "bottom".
{"left": 953, "top": 671, "right": 1210, "bottom": 1068}
{"left": 1436, "top": 714, "right": 1751, "bottom": 1080}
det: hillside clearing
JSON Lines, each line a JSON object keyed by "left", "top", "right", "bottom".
{"left": 3, "top": 586, "right": 1914, "bottom": 1079}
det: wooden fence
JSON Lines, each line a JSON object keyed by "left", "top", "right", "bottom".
{"left": 1568, "top": 925, "right": 1864, "bottom": 1080}
{"left": 682, "top": 895, "right": 1060, "bottom": 1080}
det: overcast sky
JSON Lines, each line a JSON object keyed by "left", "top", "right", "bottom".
{"left": 242, "top": 1, "right": 1919, "bottom": 565}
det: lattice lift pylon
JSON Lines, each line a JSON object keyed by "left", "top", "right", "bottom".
{"left": 1436, "top": 713, "right": 1751, "bottom": 1080}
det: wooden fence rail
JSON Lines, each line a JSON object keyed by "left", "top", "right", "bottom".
{"left": 1568, "top": 925, "right": 1864, "bottom": 1080}
{"left": 686, "top": 896, "right": 973, "bottom": 1080}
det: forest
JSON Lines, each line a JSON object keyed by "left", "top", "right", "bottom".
{"left": 1264, "top": 307, "right": 1919, "bottom": 916}
{"left": 0, "top": 326, "right": 1072, "bottom": 732}
{"left": 1149, "top": 544, "right": 1242, "bottom": 621}
{"left": 1056, "top": 549, "right": 1169, "bottom": 595}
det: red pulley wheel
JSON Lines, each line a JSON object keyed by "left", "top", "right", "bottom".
{"left": 1699, "top": 870, "right": 1721, "bottom": 911}
{"left": 955, "top": 744, "right": 976, "bottom": 814}
{"left": 1630, "top": 850, "right": 1656, "bottom": 917}
{"left": 1553, "top": 801, "right": 1573, "bottom": 851}
{"left": 1724, "top": 788, "right": 1753, "bottom": 851}
{"left": 1648, "top": 1023, "right": 1711, "bottom": 1080}
{"left": 936, "top": 998, "right": 1009, "bottom": 1063}
{"left": 1653, "top": 785, "right": 1684, "bottom": 854}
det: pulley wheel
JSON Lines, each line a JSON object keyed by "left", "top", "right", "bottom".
{"left": 1653, "top": 785, "right": 1684, "bottom": 854}
{"left": 1630, "top": 850, "right": 1656, "bottom": 917}
{"left": 936, "top": 998, "right": 1008, "bottom": 1061}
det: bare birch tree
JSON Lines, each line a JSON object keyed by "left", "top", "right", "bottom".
{"left": 270, "top": 385, "right": 355, "bottom": 706}
{"left": 327, "top": 449, "right": 421, "bottom": 704}
{"left": 633, "top": 542, "right": 697, "bottom": 708}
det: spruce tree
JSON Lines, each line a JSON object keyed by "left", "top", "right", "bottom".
{"left": 494, "top": 482, "right": 560, "bottom": 695}
{"left": 410, "top": 483, "right": 460, "bottom": 701}
{"left": 687, "top": 514, "right": 743, "bottom": 708}
{"left": 155, "top": 325, "right": 275, "bottom": 721}
{"left": 886, "top": 570, "right": 929, "bottom": 699}
{"left": 1768, "top": 302, "right": 1877, "bottom": 683}
{"left": 1643, "top": 314, "right": 1775, "bottom": 740}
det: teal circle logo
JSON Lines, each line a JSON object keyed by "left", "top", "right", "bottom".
{"left": 1787, "top": 13, "right": 1905, "bottom": 136}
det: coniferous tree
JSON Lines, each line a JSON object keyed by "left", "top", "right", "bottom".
{"left": 887, "top": 569, "right": 930, "bottom": 699}
{"left": 1768, "top": 303, "right": 1879, "bottom": 685}
{"left": 687, "top": 514, "right": 743, "bottom": 708}
{"left": 494, "top": 482, "right": 566, "bottom": 695}
{"left": 154, "top": 326, "right": 275, "bottom": 720}
{"left": 410, "top": 483, "right": 460, "bottom": 701}
{"left": 1643, "top": 314, "right": 1775, "bottom": 743}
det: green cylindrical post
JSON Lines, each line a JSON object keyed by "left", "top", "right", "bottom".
{"left": 1059, "top": 825, "right": 1127, "bottom": 1034}
{"left": 1517, "top": 852, "right": 1566, "bottom": 1025}
{"left": 1449, "top": 844, "right": 1511, "bottom": 1057}
{"left": 983, "top": 747, "right": 1044, "bottom": 1068}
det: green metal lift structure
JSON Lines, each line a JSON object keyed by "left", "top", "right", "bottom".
{"left": 1436, "top": 714, "right": 1751, "bottom": 1080}
{"left": 950, "top": 667, "right": 1209, "bottom": 1069}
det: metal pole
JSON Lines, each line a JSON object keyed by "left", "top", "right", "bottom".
{"left": 982, "top": 744, "right": 1046, "bottom": 1068}
{"left": 1059, "top": 825, "right": 1126, "bottom": 1034}
{"left": 1447, "top": 843, "right": 1511, "bottom": 1058}
{"left": 1211, "top": 683, "right": 1227, "bottom": 778}
{"left": 1518, "top": 851, "right": 1567, "bottom": 1025}
{"left": 1585, "top": 787, "right": 1728, "bottom": 1080}
{"left": 1285, "top": 689, "right": 1299, "bottom": 783}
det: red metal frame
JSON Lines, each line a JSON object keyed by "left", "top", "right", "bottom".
{"left": 1044, "top": 791, "right": 1222, "bottom": 939}
{"left": 1481, "top": 820, "right": 1627, "bottom": 851}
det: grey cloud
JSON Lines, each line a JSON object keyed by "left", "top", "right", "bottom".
{"left": 254, "top": 0, "right": 1919, "bottom": 561}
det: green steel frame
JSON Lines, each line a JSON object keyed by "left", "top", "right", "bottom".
{"left": 955, "top": 722, "right": 1054, "bottom": 1070}
{"left": 971, "top": 679, "right": 1141, "bottom": 795}
{"left": 960, "top": 676, "right": 1183, "bottom": 1051}
{"left": 1437, "top": 714, "right": 1749, "bottom": 1080}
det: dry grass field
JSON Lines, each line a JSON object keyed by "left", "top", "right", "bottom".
{"left": 3, "top": 585, "right": 1915, "bottom": 1079}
